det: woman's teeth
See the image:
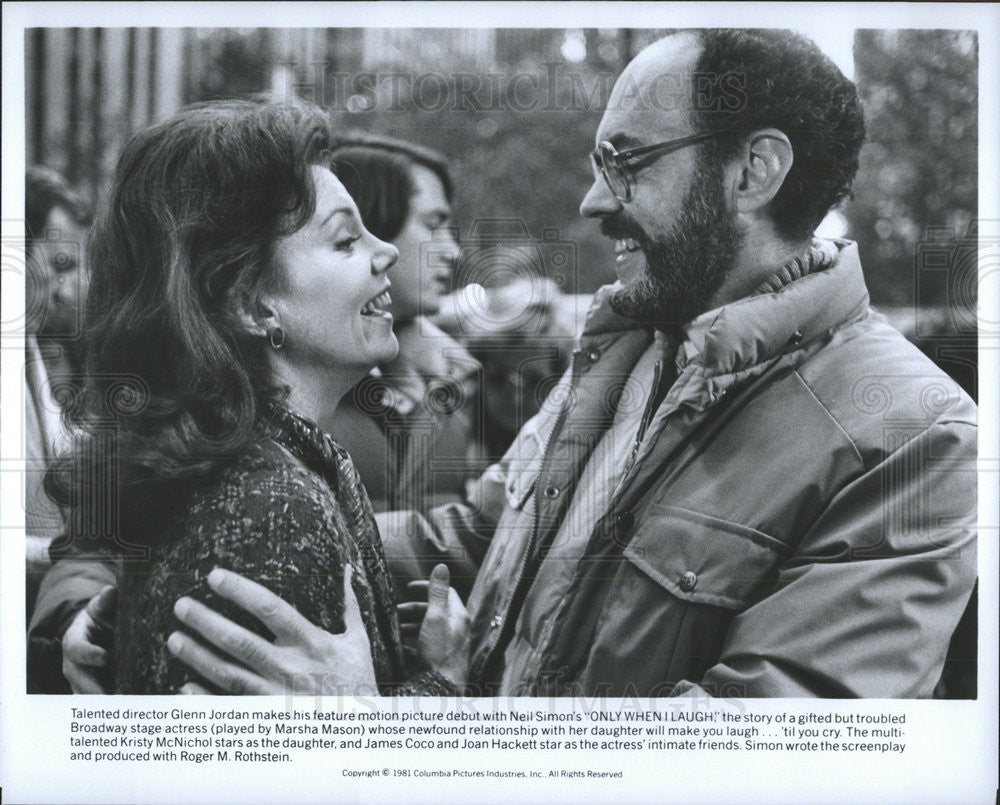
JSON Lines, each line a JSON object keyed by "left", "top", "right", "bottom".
{"left": 361, "top": 291, "right": 392, "bottom": 317}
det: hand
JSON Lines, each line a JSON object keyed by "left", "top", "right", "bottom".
{"left": 414, "top": 564, "right": 470, "bottom": 688}
{"left": 397, "top": 574, "right": 432, "bottom": 662}
{"left": 62, "top": 585, "right": 117, "bottom": 694}
{"left": 26, "top": 535, "right": 54, "bottom": 572}
{"left": 167, "top": 565, "right": 378, "bottom": 696}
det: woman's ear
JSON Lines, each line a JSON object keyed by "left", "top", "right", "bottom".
{"left": 734, "top": 129, "right": 794, "bottom": 215}
{"left": 238, "top": 296, "right": 279, "bottom": 340}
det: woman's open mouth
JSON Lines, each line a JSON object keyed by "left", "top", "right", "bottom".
{"left": 361, "top": 289, "right": 392, "bottom": 319}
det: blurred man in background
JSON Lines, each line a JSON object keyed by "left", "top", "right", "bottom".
{"left": 23, "top": 166, "right": 89, "bottom": 626}
{"left": 329, "top": 136, "right": 479, "bottom": 515}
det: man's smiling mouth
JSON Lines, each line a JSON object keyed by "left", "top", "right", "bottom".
{"left": 614, "top": 238, "right": 641, "bottom": 263}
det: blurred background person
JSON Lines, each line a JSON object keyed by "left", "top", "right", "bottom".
{"left": 329, "top": 136, "right": 479, "bottom": 513}
{"left": 435, "top": 267, "right": 576, "bottom": 462}
{"left": 22, "top": 26, "right": 978, "bottom": 698}
{"left": 23, "top": 165, "right": 90, "bottom": 622}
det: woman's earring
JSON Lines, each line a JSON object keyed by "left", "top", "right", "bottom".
{"left": 268, "top": 326, "right": 285, "bottom": 350}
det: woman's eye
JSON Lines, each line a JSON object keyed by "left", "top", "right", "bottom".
{"left": 335, "top": 236, "right": 361, "bottom": 251}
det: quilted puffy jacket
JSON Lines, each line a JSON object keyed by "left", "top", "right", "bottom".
{"left": 384, "top": 240, "right": 977, "bottom": 698}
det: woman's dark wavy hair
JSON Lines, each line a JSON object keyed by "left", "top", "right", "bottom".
{"left": 330, "top": 134, "right": 452, "bottom": 242}
{"left": 47, "top": 97, "right": 336, "bottom": 527}
{"left": 690, "top": 29, "right": 866, "bottom": 241}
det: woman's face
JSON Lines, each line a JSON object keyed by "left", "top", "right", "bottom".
{"left": 387, "top": 164, "right": 460, "bottom": 321}
{"left": 266, "top": 166, "right": 399, "bottom": 375}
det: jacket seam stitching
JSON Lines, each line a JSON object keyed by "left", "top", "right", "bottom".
{"left": 643, "top": 504, "right": 787, "bottom": 552}
{"left": 793, "top": 378, "right": 974, "bottom": 467}
{"left": 791, "top": 370, "right": 865, "bottom": 465}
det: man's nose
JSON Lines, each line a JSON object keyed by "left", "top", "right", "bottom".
{"left": 437, "top": 228, "right": 461, "bottom": 268}
{"left": 580, "top": 177, "right": 623, "bottom": 219}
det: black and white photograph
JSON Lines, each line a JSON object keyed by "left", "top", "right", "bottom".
{"left": 2, "top": 3, "right": 997, "bottom": 804}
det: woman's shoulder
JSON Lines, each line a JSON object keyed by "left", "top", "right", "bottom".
{"left": 148, "top": 437, "right": 346, "bottom": 556}
{"left": 204, "top": 437, "right": 335, "bottom": 507}
{"left": 116, "top": 437, "right": 357, "bottom": 694}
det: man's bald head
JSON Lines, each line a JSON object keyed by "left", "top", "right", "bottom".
{"left": 607, "top": 32, "right": 702, "bottom": 118}
{"left": 612, "top": 29, "right": 865, "bottom": 241}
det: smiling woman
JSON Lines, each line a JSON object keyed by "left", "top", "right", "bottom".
{"left": 326, "top": 136, "right": 480, "bottom": 518}
{"left": 40, "top": 97, "right": 465, "bottom": 695}
{"left": 262, "top": 165, "right": 399, "bottom": 394}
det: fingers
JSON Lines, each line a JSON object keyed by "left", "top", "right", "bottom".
{"left": 397, "top": 601, "right": 428, "bottom": 618}
{"left": 63, "top": 608, "right": 109, "bottom": 668}
{"left": 427, "top": 564, "right": 450, "bottom": 606}
{"left": 448, "top": 587, "right": 466, "bottom": 613}
{"left": 401, "top": 579, "right": 430, "bottom": 606}
{"left": 63, "top": 664, "right": 106, "bottom": 695}
{"left": 206, "top": 568, "right": 314, "bottom": 644}
{"left": 64, "top": 602, "right": 110, "bottom": 695}
{"left": 397, "top": 603, "right": 427, "bottom": 638}
{"left": 173, "top": 596, "right": 281, "bottom": 678}
{"left": 179, "top": 681, "right": 212, "bottom": 695}
{"left": 166, "top": 631, "right": 273, "bottom": 695}
{"left": 87, "top": 585, "right": 118, "bottom": 628}
{"left": 65, "top": 641, "right": 109, "bottom": 669}
{"left": 339, "top": 566, "right": 365, "bottom": 636}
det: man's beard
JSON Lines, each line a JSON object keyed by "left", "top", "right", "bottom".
{"left": 607, "top": 157, "right": 743, "bottom": 327}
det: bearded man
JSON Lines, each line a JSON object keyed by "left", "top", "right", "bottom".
{"left": 42, "top": 29, "right": 976, "bottom": 698}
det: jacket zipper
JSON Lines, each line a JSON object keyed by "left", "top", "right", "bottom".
{"left": 473, "top": 350, "right": 580, "bottom": 683}
{"left": 622, "top": 359, "right": 663, "bottom": 480}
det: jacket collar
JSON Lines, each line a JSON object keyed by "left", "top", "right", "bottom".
{"left": 581, "top": 239, "right": 869, "bottom": 382}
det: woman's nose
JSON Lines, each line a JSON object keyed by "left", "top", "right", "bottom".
{"left": 372, "top": 238, "right": 398, "bottom": 275}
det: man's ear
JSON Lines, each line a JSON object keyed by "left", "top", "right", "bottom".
{"left": 733, "top": 129, "right": 794, "bottom": 214}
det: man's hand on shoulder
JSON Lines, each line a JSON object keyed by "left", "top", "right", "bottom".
{"left": 62, "top": 585, "right": 116, "bottom": 694}
{"left": 168, "top": 565, "right": 378, "bottom": 695}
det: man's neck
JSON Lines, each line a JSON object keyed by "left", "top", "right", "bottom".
{"left": 709, "top": 227, "right": 813, "bottom": 310}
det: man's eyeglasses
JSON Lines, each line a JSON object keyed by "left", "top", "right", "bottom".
{"left": 589, "top": 132, "right": 727, "bottom": 203}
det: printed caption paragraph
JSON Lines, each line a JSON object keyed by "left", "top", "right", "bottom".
{"left": 65, "top": 705, "right": 908, "bottom": 772}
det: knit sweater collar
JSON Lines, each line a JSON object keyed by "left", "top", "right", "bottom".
{"left": 261, "top": 402, "right": 351, "bottom": 486}
{"left": 680, "top": 239, "right": 866, "bottom": 377}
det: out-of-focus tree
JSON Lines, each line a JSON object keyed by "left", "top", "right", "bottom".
{"left": 31, "top": 27, "right": 977, "bottom": 301}
{"left": 329, "top": 29, "right": 672, "bottom": 294}
{"left": 849, "top": 30, "right": 978, "bottom": 308}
